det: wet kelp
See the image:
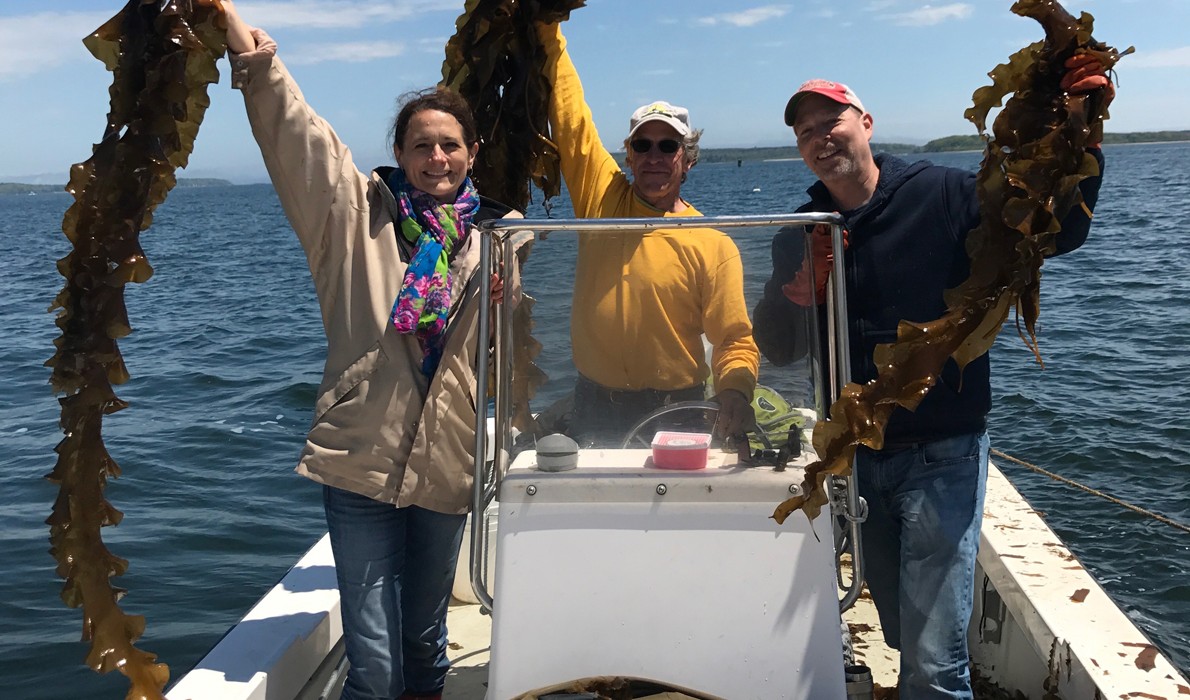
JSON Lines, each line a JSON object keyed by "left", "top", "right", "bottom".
{"left": 45, "top": 1, "right": 226, "bottom": 696}
{"left": 773, "top": 0, "right": 1131, "bottom": 524}
{"left": 441, "top": 0, "right": 586, "bottom": 211}
{"left": 441, "top": 1, "right": 586, "bottom": 433}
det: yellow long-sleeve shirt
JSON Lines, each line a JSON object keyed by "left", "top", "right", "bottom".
{"left": 537, "top": 23, "right": 759, "bottom": 398}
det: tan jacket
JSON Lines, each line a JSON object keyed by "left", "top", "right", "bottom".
{"left": 233, "top": 38, "right": 509, "bottom": 514}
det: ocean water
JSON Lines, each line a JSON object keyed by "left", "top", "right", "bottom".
{"left": 2, "top": 142, "right": 1187, "bottom": 698}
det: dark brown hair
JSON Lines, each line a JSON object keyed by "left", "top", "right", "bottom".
{"left": 388, "top": 86, "right": 478, "bottom": 154}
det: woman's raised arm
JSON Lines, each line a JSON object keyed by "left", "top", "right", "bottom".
{"left": 220, "top": 0, "right": 256, "bottom": 54}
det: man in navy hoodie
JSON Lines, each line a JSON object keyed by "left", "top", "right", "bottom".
{"left": 754, "top": 61, "right": 1112, "bottom": 699}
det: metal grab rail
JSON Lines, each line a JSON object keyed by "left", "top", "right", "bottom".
{"left": 469, "top": 212, "right": 864, "bottom": 613}
{"left": 826, "top": 221, "right": 866, "bottom": 614}
{"left": 481, "top": 212, "right": 844, "bottom": 233}
{"left": 471, "top": 234, "right": 495, "bottom": 611}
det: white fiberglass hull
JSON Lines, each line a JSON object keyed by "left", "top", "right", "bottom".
{"left": 165, "top": 461, "right": 1188, "bottom": 700}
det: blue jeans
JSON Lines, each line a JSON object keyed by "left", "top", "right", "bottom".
{"left": 323, "top": 486, "right": 467, "bottom": 700}
{"left": 855, "top": 431, "right": 989, "bottom": 700}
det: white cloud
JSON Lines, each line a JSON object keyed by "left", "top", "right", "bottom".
{"left": 889, "top": 3, "right": 973, "bottom": 27}
{"left": 1129, "top": 46, "right": 1190, "bottom": 68}
{"left": 416, "top": 37, "right": 451, "bottom": 53}
{"left": 238, "top": 0, "right": 458, "bottom": 30}
{"left": 0, "top": 11, "right": 111, "bottom": 80}
{"left": 697, "top": 5, "right": 791, "bottom": 28}
{"left": 283, "top": 41, "right": 407, "bottom": 66}
{"left": 0, "top": 2, "right": 455, "bottom": 80}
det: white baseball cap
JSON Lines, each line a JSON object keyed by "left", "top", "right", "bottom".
{"left": 628, "top": 101, "right": 692, "bottom": 139}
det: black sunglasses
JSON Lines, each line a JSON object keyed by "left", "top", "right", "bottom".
{"left": 630, "top": 138, "right": 682, "bottom": 155}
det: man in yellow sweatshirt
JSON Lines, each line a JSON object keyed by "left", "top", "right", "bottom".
{"left": 536, "top": 22, "right": 759, "bottom": 446}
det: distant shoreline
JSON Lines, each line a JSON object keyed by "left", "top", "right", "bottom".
{"left": 6, "top": 132, "right": 1186, "bottom": 187}
{"left": 0, "top": 178, "right": 234, "bottom": 195}
{"left": 704, "top": 138, "right": 1190, "bottom": 167}
{"left": 693, "top": 130, "right": 1190, "bottom": 164}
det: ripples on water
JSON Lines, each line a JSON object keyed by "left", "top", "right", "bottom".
{"left": 2, "top": 184, "right": 327, "bottom": 698}
{"left": 2, "top": 143, "right": 1187, "bottom": 697}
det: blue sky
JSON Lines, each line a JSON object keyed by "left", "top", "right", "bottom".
{"left": 1, "top": 0, "right": 1186, "bottom": 183}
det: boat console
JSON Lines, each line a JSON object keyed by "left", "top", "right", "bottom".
{"left": 487, "top": 448, "right": 845, "bottom": 699}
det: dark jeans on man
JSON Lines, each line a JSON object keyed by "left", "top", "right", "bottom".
{"left": 569, "top": 375, "right": 708, "bottom": 447}
{"left": 856, "top": 431, "right": 989, "bottom": 700}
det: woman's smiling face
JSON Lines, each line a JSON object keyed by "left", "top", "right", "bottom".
{"left": 394, "top": 109, "right": 478, "bottom": 202}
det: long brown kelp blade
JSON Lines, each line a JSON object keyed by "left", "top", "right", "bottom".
{"left": 44, "top": 1, "right": 226, "bottom": 697}
{"left": 441, "top": 0, "right": 586, "bottom": 212}
{"left": 773, "top": 0, "right": 1131, "bottom": 524}
{"left": 442, "top": 1, "right": 584, "bottom": 433}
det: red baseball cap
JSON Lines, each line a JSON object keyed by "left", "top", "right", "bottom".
{"left": 784, "top": 79, "right": 866, "bottom": 125}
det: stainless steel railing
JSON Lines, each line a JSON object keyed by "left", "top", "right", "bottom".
{"left": 470, "top": 213, "right": 864, "bottom": 613}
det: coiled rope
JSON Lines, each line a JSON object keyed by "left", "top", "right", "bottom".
{"left": 991, "top": 448, "right": 1190, "bottom": 535}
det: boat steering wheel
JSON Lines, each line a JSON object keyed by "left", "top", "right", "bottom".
{"left": 618, "top": 401, "right": 774, "bottom": 452}
{"left": 619, "top": 401, "right": 722, "bottom": 449}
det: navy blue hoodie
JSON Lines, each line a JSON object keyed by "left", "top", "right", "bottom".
{"left": 754, "top": 151, "right": 1103, "bottom": 446}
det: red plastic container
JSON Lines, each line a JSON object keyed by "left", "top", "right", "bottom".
{"left": 651, "top": 431, "right": 712, "bottom": 470}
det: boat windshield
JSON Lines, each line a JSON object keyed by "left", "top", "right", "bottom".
{"left": 468, "top": 213, "right": 861, "bottom": 613}
{"left": 477, "top": 213, "right": 846, "bottom": 460}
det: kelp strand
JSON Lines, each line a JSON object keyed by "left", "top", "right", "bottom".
{"left": 45, "top": 1, "right": 226, "bottom": 697}
{"left": 441, "top": 0, "right": 587, "bottom": 433}
{"left": 440, "top": 0, "right": 587, "bottom": 212}
{"left": 773, "top": 0, "right": 1132, "bottom": 524}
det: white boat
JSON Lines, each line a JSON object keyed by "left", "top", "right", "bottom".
{"left": 166, "top": 214, "right": 1189, "bottom": 700}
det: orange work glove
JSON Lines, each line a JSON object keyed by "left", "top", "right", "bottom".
{"left": 1062, "top": 53, "right": 1115, "bottom": 149}
{"left": 781, "top": 224, "right": 847, "bottom": 306}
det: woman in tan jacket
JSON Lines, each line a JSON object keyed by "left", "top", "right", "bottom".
{"left": 223, "top": 4, "right": 512, "bottom": 698}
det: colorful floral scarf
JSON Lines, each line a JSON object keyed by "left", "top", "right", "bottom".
{"left": 388, "top": 168, "right": 480, "bottom": 376}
